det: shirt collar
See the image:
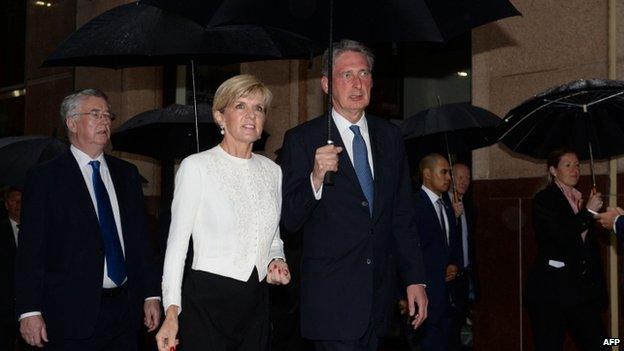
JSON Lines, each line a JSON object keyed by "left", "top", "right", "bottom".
{"left": 331, "top": 108, "right": 368, "bottom": 136}
{"left": 70, "top": 144, "right": 107, "bottom": 169}
{"left": 9, "top": 218, "right": 18, "bottom": 228}
{"left": 422, "top": 185, "right": 442, "bottom": 206}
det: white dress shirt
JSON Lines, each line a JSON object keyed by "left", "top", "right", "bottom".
{"left": 422, "top": 185, "right": 449, "bottom": 243}
{"left": 312, "top": 109, "right": 374, "bottom": 199}
{"left": 9, "top": 218, "right": 18, "bottom": 247}
{"left": 162, "top": 145, "right": 285, "bottom": 313}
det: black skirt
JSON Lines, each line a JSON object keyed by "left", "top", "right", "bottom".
{"left": 179, "top": 268, "right": 269, "bottom": 351}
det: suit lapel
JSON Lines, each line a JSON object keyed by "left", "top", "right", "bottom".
{"left": 61, "top": 151, "right": 101, "bottom": 228}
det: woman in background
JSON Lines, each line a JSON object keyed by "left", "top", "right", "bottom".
{"left": 156, "top": 74, "right": 290, "bottom": 351}
{"left": 526, "top": 148, "right": 607, "bottom": 351}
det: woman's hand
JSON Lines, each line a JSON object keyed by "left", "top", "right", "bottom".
{"left": 586, "top": 189, "right": 603, "bottom": 212}
{"left": 155, "top": 306, "right": 180, "bottom": 351}
{"left": 267, "top": 259, "right": 290, "bottom": 285}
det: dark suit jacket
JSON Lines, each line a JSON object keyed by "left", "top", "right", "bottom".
{"left": 413, "top": 189, "right": 463, "bottom": 322}
{"left": 15, "top": 151, "right": 160, "bottom": 340}
{"left": 0, "top": 218, "right": 16, "bottom": 324}
{"left": 281, "top": 114, "right": 425, "bottom": 340}
{"left": 525, "top": 184, "right": 607, "bottom": 308}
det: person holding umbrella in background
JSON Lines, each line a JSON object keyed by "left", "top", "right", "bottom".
{"left": 280, "top": 39, "right": 428, "bottom": 351}
{"left": 525, "top": 148, "right": 607, "bottom": 351}
{"left": 156, "top": 75, "right": 290, "bottom": 351}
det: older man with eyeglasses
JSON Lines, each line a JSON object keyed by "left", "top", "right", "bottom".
{"left": 15, "top": 88, "right": 161, "bottom": 351}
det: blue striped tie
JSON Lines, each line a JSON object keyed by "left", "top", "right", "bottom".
{"left": 350, "top": 125, "right": 374, "bottom": 216}
{"left": 89, "top": 160, "right": 127, "bottom": 286}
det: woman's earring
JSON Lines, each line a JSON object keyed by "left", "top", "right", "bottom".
{"left": 220, "top": 126, "right": 225, "bottom": 135}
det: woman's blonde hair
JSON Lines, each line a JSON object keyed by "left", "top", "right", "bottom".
{"left": 212, "top": 74, "right": 273, "bottom": 115}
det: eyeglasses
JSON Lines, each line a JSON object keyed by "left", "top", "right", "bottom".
{"left": 71, "top": 110, "right": 117, "bottom": 122}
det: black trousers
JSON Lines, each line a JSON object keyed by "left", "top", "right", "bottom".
{"left": 44, "top": 286, "right": 138, "bottom": 351}
{"left": 528, "top": 300, "right": 608, "bottom": 351}
{"left": 180, "top": 268, "right": 269, "bottom": 351}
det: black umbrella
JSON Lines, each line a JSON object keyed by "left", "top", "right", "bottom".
{"left": 0, "top": 136, "right": 68, "bottom": 188}
{"left": 497, "top": 78, "right": 624, "bottom": 187}
{"left": 402, "top": 102, "right": 500, "bottom": 198}
{"left": 111, "top": 103, "right": 269, "bottom": 160}
{"left": 149, "top": 0, "right": 520, "bottom": 44}
{"left": 43, "top": 2, "right": 317, "bottom": 69}
{"left": 403, "top": 102, "right": 500, "bottom": 157}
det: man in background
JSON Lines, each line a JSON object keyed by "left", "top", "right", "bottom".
{"left": 16, "top": 89, "right": 161, "bottom": 350}
{"left": 1, "top": 187, "right": 21, "bottom": 350}
{"left": 411, "top": 154, "right": 463, "bottom": 351}
{"left": 449, "top": 163, "right": 477, "bottom": 349}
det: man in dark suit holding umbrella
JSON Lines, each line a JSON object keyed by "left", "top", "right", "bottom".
{"left": 280, "top": 39, "right": 428, "bottom": 350}
{"left": 16, "top": 89, "right": 161, "bottom": 350}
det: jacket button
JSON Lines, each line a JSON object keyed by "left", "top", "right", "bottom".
{"left": 361, "top": 201, "right": 368, "bottom": 207}
{"left": 366, "top": 259, "right": 372, "bottom": 265}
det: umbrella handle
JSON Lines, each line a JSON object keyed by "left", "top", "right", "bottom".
{"left": 323, "top": 140, "right": 335, "bottom": 186}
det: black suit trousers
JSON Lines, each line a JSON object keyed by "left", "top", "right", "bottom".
{"left": 43, "top": 286, "right": 138, "bottom": 351}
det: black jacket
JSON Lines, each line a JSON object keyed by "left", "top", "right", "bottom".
{"left": 15, "top": 151, "right": 160, "bottom": 339}
{"left": 525, "top": 184, "right": 607, "bottom": 308}
{"left": 281, "top": 114, "right": 425, "bottom": 340}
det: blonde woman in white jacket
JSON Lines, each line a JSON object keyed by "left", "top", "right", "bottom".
{"left": 156, "top": 75, "right": 290, "bottom": 351}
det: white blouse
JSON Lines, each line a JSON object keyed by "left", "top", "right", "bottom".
{"left": 161, "top": 145, "right": 285, "bottom": 312}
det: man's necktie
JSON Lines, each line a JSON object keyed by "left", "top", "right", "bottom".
{"left": 350, "top": 125, "right": 374, "bottom": 216}
{"left": 89, "top": 160, "right": 127, "bottom": 286}
{"left": 436, "top": 198, "right": 448, "bottom": 245}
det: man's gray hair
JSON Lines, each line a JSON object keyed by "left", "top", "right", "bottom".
{"left": 321, "top": 39, "right": 374, "bottom": 76}
{"left": 59, "top": 88, "right": 110, "bottom": 125}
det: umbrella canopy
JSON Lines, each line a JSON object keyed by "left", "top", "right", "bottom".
{"left": 0, "top": 136, "right": 68, "bottom": 188}
{"left": 148, "top": 0, "right": 521, "bottom": 44}
{"left": 43, "top": 2, "right": 318, "bottom": 69}
{"left": 497, "top": 78, "right": 624, "bottom": 188}
{"left": 402, "top": 102, "right": 501, "bottom": 153}
{"left": 111, "top": 103, "right": 269, "bottom": 160}
{"left": 497, "top": 79, "right": 624, "bottom": 161}
{"left": 402, "top": 102, "right": 500, "bottom": 167}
